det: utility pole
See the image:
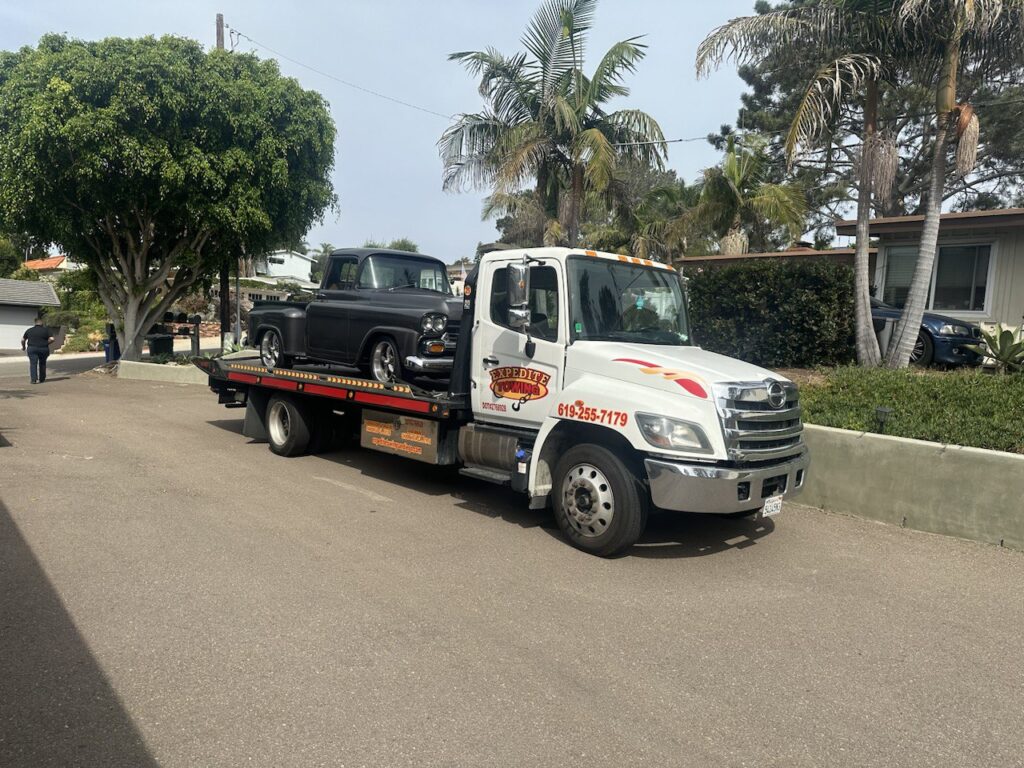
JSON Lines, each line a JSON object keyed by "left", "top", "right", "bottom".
{"left": 216, "top": 13, "right": 230, "bottom": 351}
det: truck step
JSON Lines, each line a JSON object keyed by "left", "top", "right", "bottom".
{"left": 459, "top": 466, "right": 512, "bottom": 487}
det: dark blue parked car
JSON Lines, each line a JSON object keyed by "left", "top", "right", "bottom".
{"left": 871, "top": 298, "right": 982, "bottom": 367}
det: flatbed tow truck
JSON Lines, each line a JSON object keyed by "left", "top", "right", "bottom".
{"left": 196, "top": 247, "right": 809, "bottom": 556}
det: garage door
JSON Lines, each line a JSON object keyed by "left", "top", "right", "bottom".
{"left": 0, "top": 306, "right": 41, "bottom": 350}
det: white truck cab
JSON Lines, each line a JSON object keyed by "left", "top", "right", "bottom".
{"left": 460, "top": 247, "right": 808, "bottom": 554}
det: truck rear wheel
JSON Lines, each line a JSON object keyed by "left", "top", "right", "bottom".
{"left": 266, "top": 395, "right": 311, "bottom": 457}
{"left": 553, "top": 444, "right": 647, "bottom": 557}
{"left": 259, "top": 329, "right": 291, "bottom": 370}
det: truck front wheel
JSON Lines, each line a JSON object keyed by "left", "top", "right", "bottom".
{"left": 553, "top": 444, "right": 647, "bottom": 557}
{"left": 266, "top": 395, "right": 311, "bottom": 457}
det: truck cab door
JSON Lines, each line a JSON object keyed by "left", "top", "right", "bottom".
{"left": 471, "top": 258, "right": 565, "bottom": 429}
{"left": 306, "top": 255, "right": 358, "bottom": 362}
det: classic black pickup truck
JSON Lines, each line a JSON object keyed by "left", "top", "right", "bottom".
{"left": 247, "top": 248, "right": 462, "bottom": 382}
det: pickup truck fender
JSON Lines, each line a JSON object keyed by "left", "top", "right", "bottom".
{"left": 355, "top": 325, "right": 421, "bottom": 365}
{"left": 252, "top": 307, "right": 306, "bottom": 357}
{"left": 526, "top": 373, "right": 727, "bottom": 507}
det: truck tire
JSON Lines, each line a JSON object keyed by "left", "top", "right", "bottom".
{"left": 368, "top": 337, "right": 403, "bottom": 383}
{"left": 552, "top": 444, "right": 647, "bottom": 557}
{"left": 266, "top": 395, "right": 311, "bottom": 457}
{"left": 259, "top": 329, "right": 292, "bottom": 370}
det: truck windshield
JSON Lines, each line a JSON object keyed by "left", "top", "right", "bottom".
{"left": 568, "top": 258, "right": 691, "bottom": 346}
{"left": 359, "top": 254, "right": 452, "bottom": 294}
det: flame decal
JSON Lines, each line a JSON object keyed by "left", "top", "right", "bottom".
{"left": 613, "top": 358, "right": 710, "bottom": 399}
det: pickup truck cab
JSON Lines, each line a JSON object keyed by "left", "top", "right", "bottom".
{"left": 200, "top": 247, "right": 809, "bottom": 557}
{"left": 248, "top": 248, "right": 461, "bottom": 381}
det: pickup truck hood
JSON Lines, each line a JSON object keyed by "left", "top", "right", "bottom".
{"left": 566, "top": 341, "right": 786, "bottom": 401}
{"left": 361, "top": 290, "right": 464, "bottom": 322}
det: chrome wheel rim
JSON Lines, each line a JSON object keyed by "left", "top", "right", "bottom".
{"left": 268, "top": 401, "right": 290, "bottom": 446}
{"left": 261, "top": 332, "right": 280, "bottom": 368}
{"left": 910, "top": 335, "right": 925, "bottom": 363}
{"left": 371, "top": 340, "right": 398, "bottom": 382}
{"left": 562, "top": 463, "right": 614, "bottom": 538}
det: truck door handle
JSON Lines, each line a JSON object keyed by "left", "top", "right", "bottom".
{"left": 483, "top": 356, "right": 499, "bottom": 366}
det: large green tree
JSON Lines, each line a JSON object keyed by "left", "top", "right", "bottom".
{"left": 439, "top": 0, "right": 666, "bottom": 245}
{"left": 0, "top": 35, "right": 336, "bottom": 359}
{"left": 885, "top": 0, "right": 1024, "bottom": 368}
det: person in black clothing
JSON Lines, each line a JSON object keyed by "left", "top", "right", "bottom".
{"left": 21, "top": 318, "right": 54, "bottom": 384}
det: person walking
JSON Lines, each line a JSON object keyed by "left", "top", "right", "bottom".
{"left": 22, "top": 317, "right": 54, "bottom": 384}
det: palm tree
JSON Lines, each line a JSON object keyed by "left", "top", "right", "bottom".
{"left": 697, "top": 1, "right": 901, "bottom": 366}
{"left": 439, "top": 0, "right": 666, "bottom": 245}
{"left": 884, "top": 0, "right": 1024, "bottom": 367}
{"left": 694, "top": 136, "right": 806, "bottom": 255}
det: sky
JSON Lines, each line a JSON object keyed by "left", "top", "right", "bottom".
{"left": 0, "top": 0, "right": 758, "bottom": 263}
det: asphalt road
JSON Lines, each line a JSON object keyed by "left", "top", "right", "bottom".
{"left": 1, "top": 373, "right": 1022, "bottom": 768}
{"left": 0, "top": 351, "right": 105, "bottom": 380}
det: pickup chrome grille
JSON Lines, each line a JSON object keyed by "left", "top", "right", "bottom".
{"left": 714, "top": 381, "right": 805, "bottom": 463}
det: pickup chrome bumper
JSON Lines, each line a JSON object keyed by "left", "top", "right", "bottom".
{"left": 405, "top": 355, "right": 454, "bottom": 373}
{"left": 645, "top": 451, "right": 809, "bottom": 514}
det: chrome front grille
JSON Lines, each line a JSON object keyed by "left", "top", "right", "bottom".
{"left": 714, "top": 381, "right": 805, "bottom": 462}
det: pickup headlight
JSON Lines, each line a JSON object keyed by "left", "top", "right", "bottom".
{"left": 938, "top": 323, "right": 973, "bottom": 337}
{"left": 636, "top": 413, "right": 712, "bottom": 454}
{"left": 420, "top": 313, "right": 448, "bottom": 334}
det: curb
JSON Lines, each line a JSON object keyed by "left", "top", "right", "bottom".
{"left": 116, "top": 360, "right": 208, "bottom": 385}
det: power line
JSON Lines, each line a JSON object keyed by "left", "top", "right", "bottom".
{"left": 614, "top": 96, "right": 1024, "bottom": 148}
{"left": 226, "top": 25, "right": 455, "bottom": 121}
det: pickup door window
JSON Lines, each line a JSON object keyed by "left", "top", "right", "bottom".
{"left": 306, "top": 255, "right": 358, "bottom": 361}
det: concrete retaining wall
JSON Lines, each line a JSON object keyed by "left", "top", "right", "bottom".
{"left": 801, "top": 424, "right": 1024, "bottom": 550}
{"left": 117, "top": 360, "right": 208, "bottom": 385}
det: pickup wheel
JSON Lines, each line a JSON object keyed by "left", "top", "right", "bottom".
{"left": 368, "top": 337, "right": 402, "bottom": 384}
{"left": 552, "top": 444, "right": 647, "bottom": 557}
{"left": 266, "top": 395, "right": 311, "bottom": 457}
{"left": 259, "top": 329, "right": 291, "bottom": 370}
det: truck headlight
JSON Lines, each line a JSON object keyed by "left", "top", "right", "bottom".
{"left": 938, "top": 323, "right": 972, "bottom": 337}
{"left": 420, "top": 314, "right": 447, "bottom": 334}
{"left": 636, "top": 413, "right": 712, "bottom": 453}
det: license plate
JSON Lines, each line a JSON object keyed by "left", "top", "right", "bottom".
{"left": 761, "top": 495, "right": 784, "bottom": 518}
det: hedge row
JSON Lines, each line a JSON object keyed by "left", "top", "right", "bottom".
{"left": 684, "top": 259, "right": 855, "bottom": 368}
{"left": 799, "top": 367, "right": 1024, "bottom": 454}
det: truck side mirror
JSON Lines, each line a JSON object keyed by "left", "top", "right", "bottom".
{"left": 507, "top": 260, "right": 530, "bottom": 330}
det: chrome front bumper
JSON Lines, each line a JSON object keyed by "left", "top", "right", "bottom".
{"left": 405, "top": 355, "right": 454, "bottom": 373}
{"left": 645, "top": 451, "right": 809, "bottom": 514}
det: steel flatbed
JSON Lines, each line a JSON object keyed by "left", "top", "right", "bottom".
{"left": 194, "top": 354, "right": 466, "bottom": 420}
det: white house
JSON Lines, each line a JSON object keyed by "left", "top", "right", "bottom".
{"left": 0, "top": 278, "right": 61, "bottom": 350}
{"left": 254, "top": 250, "right": 316, "bottom": 282}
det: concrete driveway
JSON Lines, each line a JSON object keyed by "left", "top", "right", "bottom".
{"left": 1, "top": 373, "right": 1022, "bottom": 767}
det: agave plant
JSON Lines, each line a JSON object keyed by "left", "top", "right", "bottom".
{"left": 969, "top": 324, "right": 1024, "bottom": 374}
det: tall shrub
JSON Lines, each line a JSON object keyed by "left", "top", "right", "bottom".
{"left": 685, "top": 259, "right": 855, "bottom": 368}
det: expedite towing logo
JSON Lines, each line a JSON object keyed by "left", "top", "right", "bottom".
{"left": 489, "top": 366, "right": 551, "bottom": 403}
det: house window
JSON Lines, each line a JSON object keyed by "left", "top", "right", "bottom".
{"left": 882, "top": 243, "right": 991, "bottom": 313}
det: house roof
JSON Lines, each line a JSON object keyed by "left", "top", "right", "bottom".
{"left": 0, "top": 278, "right": 61, "bottom": 307}
{"left": 680, "top": 246, "right": 874, "bottom": 264}
{"left": 22, "top": 255, "right": 66, "bottom": 271}
{"left": 835, "top": 208, "right": 1024, "bottom": 236}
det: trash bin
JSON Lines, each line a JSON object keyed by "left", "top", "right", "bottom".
{"left": 146, "top": 334, "right": 174, "bottom": 356}
{"left": 103, "top": 339, "right": 111, "bottom": 363}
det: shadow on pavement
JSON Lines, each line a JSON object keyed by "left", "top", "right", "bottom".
{"left": 0, "top": 388, "right": 41, "bottom": 401}
{"left": 0, "top": 501, "right": 157, "bottom": 767}
{"left": 202, "top": 416, "right": 777, "bottom": 559}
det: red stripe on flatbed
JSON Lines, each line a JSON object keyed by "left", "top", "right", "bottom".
{"left": 354, "top": 391, "right": 432, "bottom": 413}
{"left": 304, "top": 383, "right": 350, "bottom": 400}
{"left": 227, "top": 372, "right": 259, "bottom": 384}
{"left": 261, "top": 377, "right": 299, "bottom": 391}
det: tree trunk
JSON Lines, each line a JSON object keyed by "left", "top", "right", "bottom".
{"left": 884, "top": 115, "right": 952, "bottom": 368}
{"left": 855, "top": 80, "right": 882, "bottom": 367}
{"left": 567, "top": 164, "right": 584, "bottom": 246}
{"left": 885, "top": 34, "right": 960, "bottom": 369}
